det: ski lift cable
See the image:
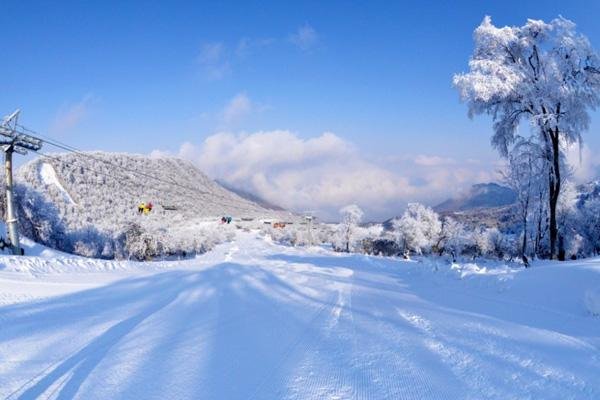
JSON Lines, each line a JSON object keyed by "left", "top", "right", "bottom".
{"left": 32, "top": 149, "right": 257, "bottom": 214}
{"left": 20, "top": 124, "right": 257, "bottom": 212}
{"left": 22, "top": 128, "right": 213, "bottom": 196}
{"left": 33, "top": 151, "right": 146, "bottom": 201}
{"left": 4, "top": 118, "right": 251, "bottom": 217}
{"left": 34, "top": 150, "right": 240, "bottom": 213}
{"left": 34, "top": 150, "right": 213, "bottom": 209}
{"left": 18, "top": 123, "right": 245, "bottom": 203}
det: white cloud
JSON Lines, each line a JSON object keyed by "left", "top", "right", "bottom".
{"left": 197, "top": 42, "right": 231, "bottom": 80}
{"left": 51, "top": 94, "right": 95, "bottom": 133}
{"left": 197, "top": 27, "right": 319, "bottom": 80}
{"left": 198, "top": 42, "right": 224, "bottom": 64}
{"left": 413, "top": 155, "right": 456, "bottom": 167}
{"left": 157, "top": 130, "right": 498, "bottom": 220}
{"left": 565, "top": 142, "right": 599, "bottom": 183}
{"left": 236, "top": 37, "right": 275, "bottom": 58}
{"left": 149, "top": 149, "right": 171, "bottom": 159}
{"left": 220, "top": 93, "right": 253, "bottom": 125}
{"left": 178, "top": 141, "right": 200, "bottom": 161}
{"left": 289, "top": 24, "right": 318, "bottom": 51}
{"left": 216, "top": 93, "right": 270, "bottom": 128}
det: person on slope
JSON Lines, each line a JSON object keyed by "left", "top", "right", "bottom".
{"left": 138, "top": 202, "right": 146, "bottom": 214}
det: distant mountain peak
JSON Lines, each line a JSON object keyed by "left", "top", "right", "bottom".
{"left": 434, "top": 182, "right": 516, "bottom": 213}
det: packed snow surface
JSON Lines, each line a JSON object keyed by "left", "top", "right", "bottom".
{"left": 1, "top": 232, "right": 600, "bottom": 399}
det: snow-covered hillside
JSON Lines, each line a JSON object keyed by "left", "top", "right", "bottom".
{"left": 434, "top": 183, "right": 517, "bottom": 213}
{"left": 8, "top": 153, "right": 296, "bottom": 259}
{"left": 1, "top": 231, "right": 599, "bottom": 399}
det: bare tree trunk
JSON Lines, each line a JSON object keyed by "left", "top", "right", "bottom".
{"left": 548, "top": 128, "right": 561, "bottom": 260}
{"left": 345, "top": 227, "right": 350, "bottom": 253}
{"left": 558, "top": 235, "right": 566, "bottom": 261}
{"left": 535, "top": 189, "right": 544, "bottom": 257}
{"left": 521, "top": 155, "right": 531, "bottom": 265}
{"left": 522, "top": 217, "right": 528, "bottom": 263}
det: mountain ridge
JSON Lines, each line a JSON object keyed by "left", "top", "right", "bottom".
{"left": 434, "top": 182, "right": 517, "bottom": 213}
{"left": 215, "top": 179, "right": 286, "bottom": 211}
{"left": 5, "top": 152, "right": 295, "bottom": 258}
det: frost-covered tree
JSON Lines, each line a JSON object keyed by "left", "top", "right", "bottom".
{"left": 454, "top": 16, "right": 600, "bottom": 259}
{"left": 530, "top": 179, "right": 549, "bottom": 258}
{"left": 502, "top": 139, "right": 547, "bottom": 264}
{"left": 439, "top": 217, "right": 470, "bottom": 262}
{"left": 578, "top": 198, "right": 600, "bottom": 255}
{"left": 486, "top": 227, "right": 512, "bottom": 259}
{"left": 14, "top": 183, "right": 70, "bottom": 252}
{"left": 393, "top": 203, "right": 441, "bottom": 255}
{"left": 473, "top": 227, "right": 493, "bottom": 258}
{"left": 556, "top": 179, "right": 579, "bottom": 259}
{"left": 336, "top": 204, "right": 364, "bottom": 252}
{"left": 262, "top": 224, "right": 309, "bottom": 247}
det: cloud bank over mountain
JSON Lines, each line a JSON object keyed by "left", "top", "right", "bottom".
{"left": 154, "top": 130, "right": 498, "bottom": 220}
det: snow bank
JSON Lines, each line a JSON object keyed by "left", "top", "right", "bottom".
{"left": 391, "top": 255, "right": 600, "bottom": 319}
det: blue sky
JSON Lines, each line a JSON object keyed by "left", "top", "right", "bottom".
{"left": 2, "top": 0, "right": 600, "bottom": 219}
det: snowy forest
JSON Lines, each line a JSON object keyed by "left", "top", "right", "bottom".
{"left": 0, "top": 153, "right": 292, "bottom": 260}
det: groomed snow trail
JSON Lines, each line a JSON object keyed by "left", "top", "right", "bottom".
{"left": 1, "top": 232, "right": 599, "bottom": 399}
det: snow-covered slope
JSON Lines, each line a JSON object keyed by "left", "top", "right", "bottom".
{"left": 10, "top": 153, "right": 296, "bottom": 258}
{"left": 1, "top": 231, "right": 599, "bottom": 399}
{"left": 18, "top": 152, "right": 293, "bottom": 222}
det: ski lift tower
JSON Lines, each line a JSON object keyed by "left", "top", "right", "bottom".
{"left": 0, "top": 110, "right": 43, "bottom": 255}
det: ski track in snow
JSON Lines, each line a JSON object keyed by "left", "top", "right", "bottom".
{"left": 0, "top": 232, "right": 599, "bottom": 399}
{"left": 39, "top": 163, "right": 76, "bottom": 205}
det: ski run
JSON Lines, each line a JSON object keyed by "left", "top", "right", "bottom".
{"left": 1, "top": 231, "right": 599, "bottom": 399}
